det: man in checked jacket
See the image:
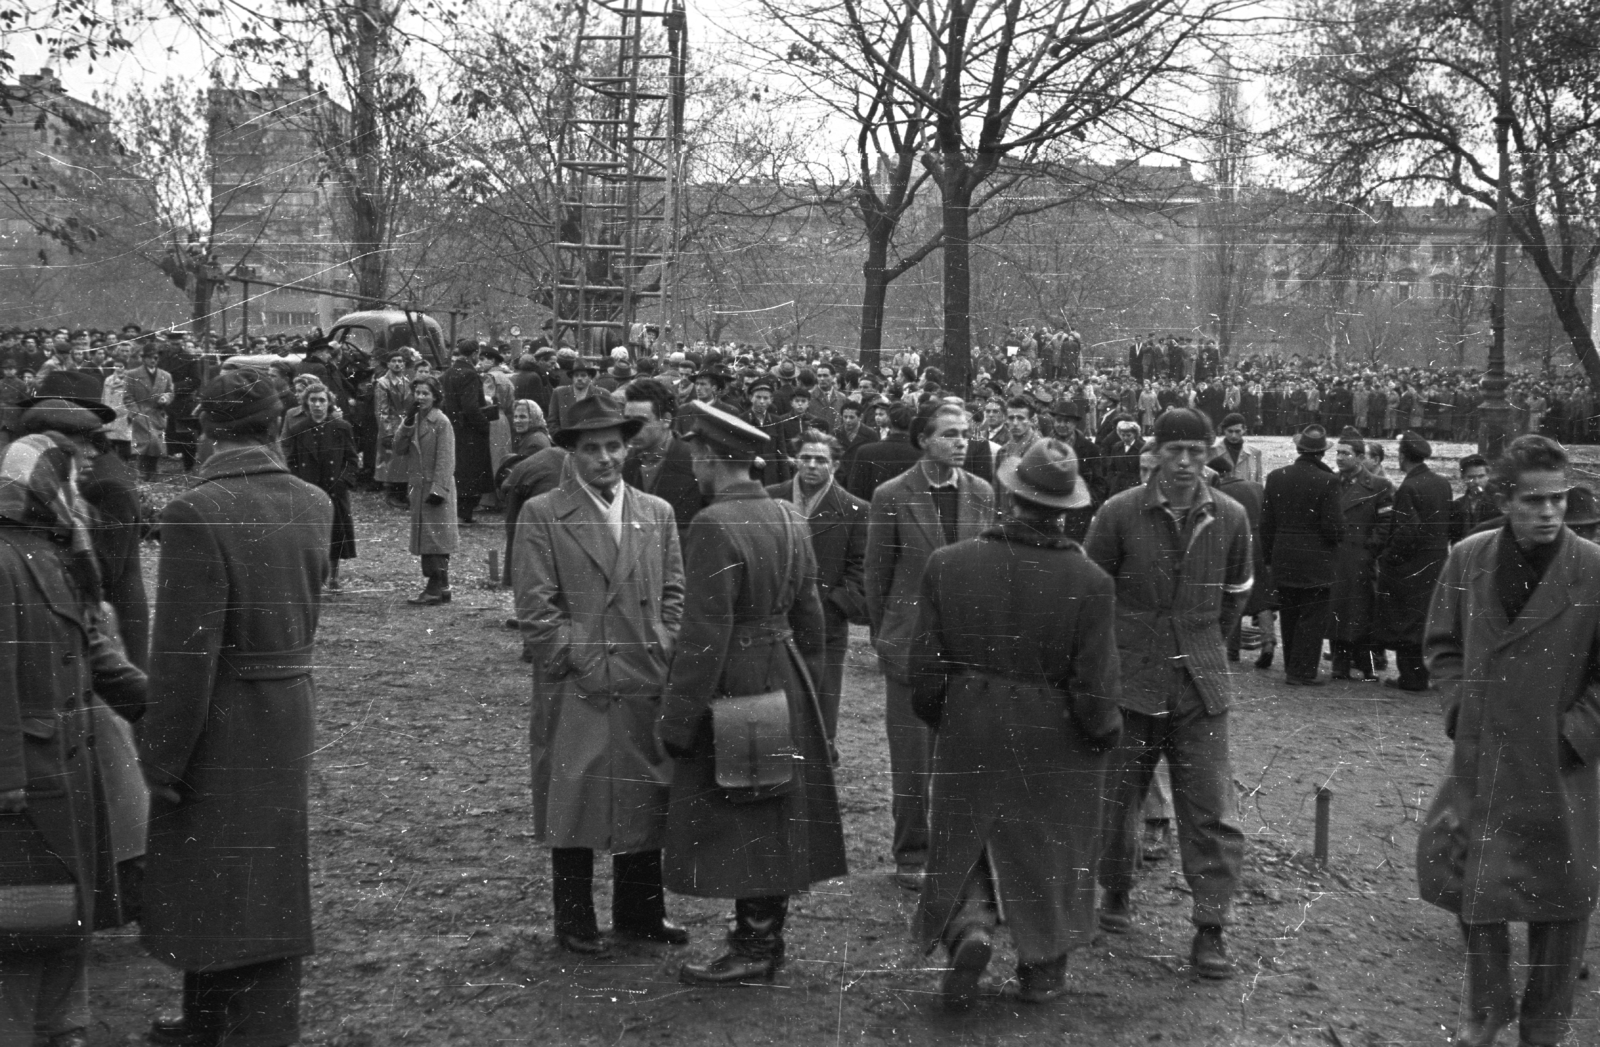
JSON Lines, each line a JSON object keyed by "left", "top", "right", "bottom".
{"left": 1083, "top": 407, "right": 1253, "bottom": 982}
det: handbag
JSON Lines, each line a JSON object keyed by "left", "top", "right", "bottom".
{"left": 711, "top": 689, "right": 797, "bottom": 803}
{"left": 0, "top": 883, "right": 81, "bottom": 951}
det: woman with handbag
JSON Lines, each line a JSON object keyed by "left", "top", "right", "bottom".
{"left": 0, "top": 420, "right": 146, "bottom": 1047}
{"left": 392, "top": 375, "right": 458, "bottom": 606}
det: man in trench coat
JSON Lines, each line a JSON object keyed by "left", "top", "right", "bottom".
{"left": 657, "top": 402, "right": 847, "bottom": 987}
{"left": 1376, "top": 430, "right": 1453, "bottom": 691}
{"left": 1327, "top": 429, "right": 1391, "bottom": 681}
{"left": 515, "top": 395, "right": 687, "bottom": 954}
{"left": 1418, "top": 435, "right": 1600, "bottom": 1047}
{"left": 440, "top": 341, "right": 495, "bottom": 525}
{"left": 138, "top": 369, "right": 331, "bottom": 1047}
{"left": 909, "top": 439, "right": 1121, "bottom": 1009}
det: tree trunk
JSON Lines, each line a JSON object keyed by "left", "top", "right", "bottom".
{"left": 1547, "top": 277, "right": 1600, "bottom": 389}
{"left": 350, "top": 0, "right": 387, "bottom": 309}
{"left": 859, "top": 228, "right": 891, "bottom": 375}
{"left": 191, "top": 275, "right": 214, "bottom": 337}
{"left": 941, "top": 174, "right": 973, "bottom": 395}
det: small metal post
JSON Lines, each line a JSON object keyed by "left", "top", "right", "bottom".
{"left": 1314, "top": 787, "right": 1332, "bottom": 866}
{"left": 488, "top": 549, "right": 500, "bottom": 586}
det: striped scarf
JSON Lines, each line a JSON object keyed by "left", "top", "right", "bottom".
{"left": 0, "top": 433, "right": 101, "bottom": 600}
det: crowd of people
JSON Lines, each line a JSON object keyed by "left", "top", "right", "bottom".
{"left": 3, "top": 321, "right": 1598, "bottom": 1047}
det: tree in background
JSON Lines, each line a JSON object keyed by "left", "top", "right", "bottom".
{"left": 1278, "top": 0, "right": 1600, "bottom": 385}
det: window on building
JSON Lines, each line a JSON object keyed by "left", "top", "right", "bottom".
{"left": 267, "top": 311, "right": 319, "bottom": 328}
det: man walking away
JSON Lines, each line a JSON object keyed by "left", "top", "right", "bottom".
{"left": 1260, "top": 424, "right": 1345, "bottom": 686}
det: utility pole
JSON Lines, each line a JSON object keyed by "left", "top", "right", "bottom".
{"left": 1478, "top": 0, "right": 1513, "bottom": 455}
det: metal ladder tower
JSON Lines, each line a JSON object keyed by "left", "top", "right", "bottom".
{"left": 551, "top": 0, "right": 687, "bottom": 357}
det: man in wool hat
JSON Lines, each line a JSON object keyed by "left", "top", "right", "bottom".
{"left": 1084, "top": 407, "right": 1252, "bottom": 980}
{"left": 1375, "top": 430, "right": 1452, "bottom": 691}
{"left": 656, "top": 402, "right": 846, "bottom": 986}
{"left": 1260, "top": 424, "right": 1345, "bottom": 686}
{"left": 138, "top": 368, "right": 332, "bottom": 1047}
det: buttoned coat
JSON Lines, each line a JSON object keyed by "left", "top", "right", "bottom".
{"left": 846, "top": 431, "right": 920, "bottom": 501}
{"left": 765, "top": 479, "right": 869, "bottom": 626}
{"left": 1328, "top": 469, "right": 1392, "bottom": 644}
{"left": 441, "top": 358, "right": 495, "bottom": 497}
{"left": 656, "top": 481, "right": 847, "bottom": 898}
{"left": 1418, "top": 529, "right": 1600, "bottom": 922}
{"left": 393, "top": 407, "right": 459, "bottom": 556}
{"left": 123, "top": 364, "right": 173, "bottom": 456}
{"left": 1376, "top": 462, "right": 1453, "bottom": 645}
{"left": 1260, "top": 455, "right": 1345, "bottom": 589}
{"left": 371, "top": 371, "right": 412, "bottom": 483}
{"left": 1083, "top": 480, "right": 1253, "bottom": 716}
{"left": 138, "top": 444, "right": 331, "bottom": 970}
{"left": 865, "top": 465, "right": 996, "bottom": 682}
{"left": 515, "top": 476, "right": 684, "bottom": 852}
{"left": 909, "top": 523, "right": 1122, "bottom": 961}
{"left": 0, "top": 529, "right": 99, "bottom": 944}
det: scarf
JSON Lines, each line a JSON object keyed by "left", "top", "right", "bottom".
{"left": 0, "top": 432, "right": 102, "bottom": 601}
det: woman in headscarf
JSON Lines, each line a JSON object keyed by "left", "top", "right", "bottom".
{"left": 284, "top": 380, "right": 359, "bottom": 592}
{"left": 495, "top": 399, "right": 554, "bottom": 593}
{"left": 0, "top": 403, "right": 147, "bottom": 1047}
{"left": 392, "top": 374, "right": 458, "bottom": 605}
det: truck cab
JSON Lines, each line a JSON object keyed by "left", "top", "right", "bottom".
{"left": 327, "top": 310, "right": 448, "bottom": 370}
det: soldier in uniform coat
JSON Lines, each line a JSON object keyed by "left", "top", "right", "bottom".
{"left": 1376, "top": 431, "right": 1454, "bottom": 691}
{"left": 657, "top": 402, "right": 847, "bottom": 986}
{"left": 909, "top": 439, "right": 1121, "bottom": 1009}
{"left": 1327, "top": 430, "right": 1392, "bottom": 680}
{"left": 1418, "top": 436, "right": 1600, "bottom": 1047}
{"left": 138, "top": 368, "right": 332, "bottom": 1047}
{"left": 516, "top": 395, "right": 688, "bottom": 955}
{"left": 766, "top": 428, "right": 869, "bottom": 740}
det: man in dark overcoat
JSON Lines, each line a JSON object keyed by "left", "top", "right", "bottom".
{"left": 1260, "top": 425, "right": 1345, "bottom": 686}
{"left": 1327, "top": 429, "right": 1391, "bottom": 681}
{"left": 138, "top": 369, "right": 332, "bottom": 1047}
{"left": 845, "top": 401, "right": 919, "bottom": 501}
{"left": 909, "top": 439, "right": 1121, "bottom": 1009}
{"left": 1418, "top": 436, "right": 1600, "bottom": 1047}
{"left": 767, "top": 428, "right": 869, "bottom": 740}
{"left": 622, "top": 378, "right": 705, "bottom": 541}
{"left": 440, "top": 341, "right": 496, "bottom": 525}
{"left": 865, "top": 402, "right": 996, "bottom": 890}
{"left": 1376, "top": 431, "right": 1453, "bottom": 691}
{"left": 657, "top": 403, "right": 847, "bottom": 987}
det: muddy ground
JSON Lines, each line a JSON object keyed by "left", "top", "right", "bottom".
{"left": 80, "top": 436, "right": 1600, "bottom": 1046}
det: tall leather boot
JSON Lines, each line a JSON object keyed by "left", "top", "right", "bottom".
{"left": 435, "top": 564, "right": 452, "bottom": 603}
{"left": 406, "top": 562, "right": 441, "bottom": 605}
{"left": 612, "top": 850, "right": 687, "bottom": 945}
{"left": 679, "top": 896, "right": 787, "bottom": 986}
{"left": 551, "top": 848, "right": 605, "bottom": 954}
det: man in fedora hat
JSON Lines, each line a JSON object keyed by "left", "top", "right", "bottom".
{"left": 515, "top": 393, "right": 689, "bottom": 955}
{"left": 909, "top": 438, "right": 1121, "bottom": 1009}
{"left": 657, "top": 401, "right": 846, "bottom": 986}
{"left": 548, "top": 355, "right": 601, "bottom": 434}
{"left": 1375, "top": 430, "right": 1452, "bottom": 691}
{"left": 1260, "top": 424, "right": 1346, "bottom": 686}
{"left": 672, "top": 362, "right": 737, "bottom": 435}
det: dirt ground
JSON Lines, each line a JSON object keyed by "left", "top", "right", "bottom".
{"left": 79, "top": 435, "right": 1600, "bottom": 1046}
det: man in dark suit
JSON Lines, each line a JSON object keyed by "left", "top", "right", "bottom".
{"left": 1260, "top": 425, "right": 1346, "bottom": 685}
{"left": 866, "top": 402, "right": 996, "bottom": 890}
{"left": 548, "top": 356, "right": 601, "bottom": 434}
{"left": 743, "top": 378, "right": 799, "bottom": 486}
{"left": 1449, "top": 453, "right": 1496, "bottom": 543}
{"left": 846, "top": 401, "right": 919, "bottom": 501}
{"left": 441, "top": 340, "right": 497, "bottom": 524}
{"left": 834, "top": 399, "right": 877, "bottom": 474}
{"left": 1376, "top": 431, "right": 1453, "bottom": 691}
{"left": 1100, "top": 418, "right": 1147, "bottom": 498}
{"left": 622, "top": 378, "right": 705, "bottom": 540}
{"left": 767, "top": 428, "right": 868, "bottom": 739}
{"left": 1048, "top": 399, "right": 1106, "bottom": 505}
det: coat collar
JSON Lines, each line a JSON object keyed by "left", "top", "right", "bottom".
{"left": 1481, "top": 527, "right": 1581, "bottom": 651}
{"left": 196, "top": 443, "right": 289, "bottom": 483}
{"left": 550, "top": 471, "right": 642, "bottom": 586}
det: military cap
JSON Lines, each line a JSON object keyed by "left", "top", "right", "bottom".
{"left": 681, "top": 400, "right": 770, "bottom": 459}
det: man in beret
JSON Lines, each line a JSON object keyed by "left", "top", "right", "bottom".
{"left": 743, "top": 379, "right": 797, "bottom": 486}
{"left": 1260, "top": 425, "right": 1345, "bottom": 686}
{"left": 1085, "top": 407, "right": 1252, "bottom": 980}
{"left": 657, "top": 402, "right": 846, "bottom": 986}
{"left": 138, "top": 368, "right": 332, "bottom": 1047}
{"left": 1375, "top": 431, "right": 1453, "bottom": 691}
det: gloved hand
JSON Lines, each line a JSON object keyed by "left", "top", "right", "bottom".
{"left": 425, "top": 492, "right": 445, "bottom": 506}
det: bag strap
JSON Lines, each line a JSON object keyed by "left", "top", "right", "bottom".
{"left": 776, "top": 503, "right": 839, "bottom": 767}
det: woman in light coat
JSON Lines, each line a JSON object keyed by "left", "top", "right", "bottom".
{"left": 392, "top": 375, "right": 458, "bottom": 605}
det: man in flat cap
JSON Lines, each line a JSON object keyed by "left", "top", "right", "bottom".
{"left": 743, "top": 378, "right": 797, "bottom": 486}
{"left": 1375, "top": 431, "right": 1452, "bottom": 691}
{"left": 138, "top": 368, "right": 332, "bottom": 1047}
{"left": 657, "top": 402, "right": 846, "bottom": 986}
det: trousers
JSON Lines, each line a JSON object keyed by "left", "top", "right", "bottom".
{"left": 0, "top": 941, "right": 89, "bottom": 1047}
{"left": 1099, "top": 679, "right": 1244, "bottom": 927}
{"left": 181, "top": 958, "right": 301, "bottom": 1047}
{"left": 1461, "top": 919, "right": 1588, "bottom": 1046}
{"left": 884, "top": 675, "right": 930, "bottom": 869}
{"left": 1276, "top": 585, "right": 1332, "bottom": 680}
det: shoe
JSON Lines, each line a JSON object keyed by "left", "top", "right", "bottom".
{"left": 1190, "top": 926, "right": 1234, "bottom": 980}
{"left": 437, "top": 588, "right": 452, "bottom": 603}
{"left": 1098, "top": 890, "right": 1133, "bottom": 934}
{"left": 385, "top": 496, "right": 410, "bottom": 511}
{"left": 1226, "top": 651, "right": 1240, "bottom": 663}
{"left": 147, "top": 1015, "right": 216, "bottom": 1047}
{"left": 556, "top": 930, "right": 610, "bottom": 955}
{"left": 504, "top": 617, "right": 521, "bottom": 630}
{"left": 1254, "top": 646, "right": 1275, "bottom": 670}
{"left": 678, "top": 951, "right": 781, "bottom": 986}
{"left": 892, "top": 864, "right": 925, "bottom": 891}
{"left": 1452, "top": 1012, "right": 1510, "bottom": 1047}
{"left": 1360, "top": 672, "right": 1380, "bottom": 683}
{"left": 615, "top": 918, "right": 690, "bottom": 945}
{"left": 1284, "top": 675, "right": 1324, "bottom": 687}
{"left": 325, "top": 577, "right": 342, "bottom": 592}
{"left": 406, "top": 589, "right": 444, "bottom": 606}
{"left": 45, "top": 1031, "right": 91, "bottom": 1047}
{"left": 1013, "top": 955, "right": 1068, "bottom": 1004}
{"left": 1383, "top": 678, "right": 1427, "bottom": 692}
{"left": 940, "top": 929, "right": 992, "bottom": 1011}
